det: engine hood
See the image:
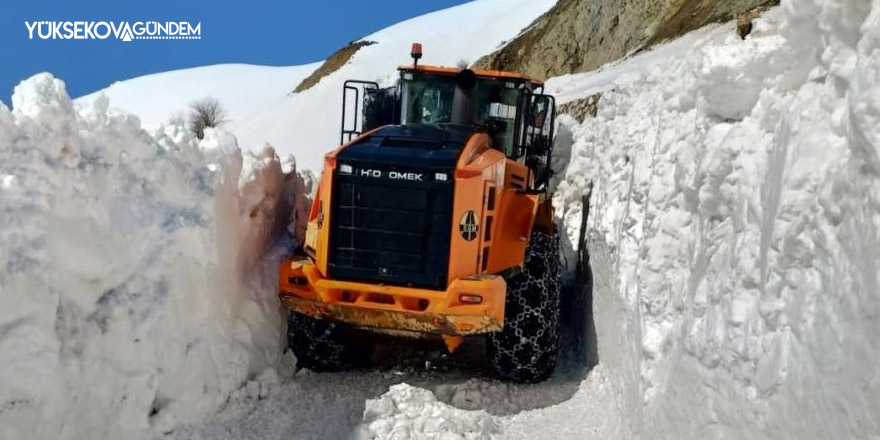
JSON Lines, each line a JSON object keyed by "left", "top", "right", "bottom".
{"left": 336, "top": 124, "right": 473, "bottom": 169}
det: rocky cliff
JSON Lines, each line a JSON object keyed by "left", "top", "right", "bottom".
{"left": 473, "top": 0, "right": 779, "bottom": 79}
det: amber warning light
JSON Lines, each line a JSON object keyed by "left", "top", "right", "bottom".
{"left": 411, "top": 42, "right": 423, "bottom": 68}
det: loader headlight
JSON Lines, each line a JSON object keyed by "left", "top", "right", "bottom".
{"left": 459, "top": 294, "right": 483, "bottom": 304}
{"left": 339, "top": 163, "right": 353, "bottom": 174}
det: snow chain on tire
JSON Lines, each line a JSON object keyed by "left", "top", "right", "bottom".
{"left": 287, "top": 311, "right": 373, "bottom": 372}
{"left": 488, "top": 231, "right": 561, "bottom": 383}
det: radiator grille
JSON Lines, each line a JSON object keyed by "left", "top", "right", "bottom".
{"left": 328, "top": 165, "right": 453, "bottom": 289}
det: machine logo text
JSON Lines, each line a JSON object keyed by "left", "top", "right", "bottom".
{"left": 357, "top": 169, "right": 424, "bottom": 181}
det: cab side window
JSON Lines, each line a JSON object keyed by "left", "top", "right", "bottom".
{"left": 476, "top": 81, "right": 521, "bottom": 157}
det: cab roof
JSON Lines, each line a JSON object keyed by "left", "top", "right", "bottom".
{"left": 397, "top": 64, "right": 544, "bottom": 87}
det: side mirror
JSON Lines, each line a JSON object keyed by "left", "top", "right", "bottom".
{"left": 529, "top": 96, "right": 551, "bottom": 129}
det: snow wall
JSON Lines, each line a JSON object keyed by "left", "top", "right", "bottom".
{"left": 553, "top": 0, "right": 880, "bottom": 437}
{"left": 0, "top": 73, "right": 309, "bottom": 439}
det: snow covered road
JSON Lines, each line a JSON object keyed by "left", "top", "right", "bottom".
{"left": 172, "top": 241, "right": 635, "bottom": 440}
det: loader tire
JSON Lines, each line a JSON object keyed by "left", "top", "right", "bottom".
{"left": 488, "top": 231, "right": 561, "bottom": 383}
{"left": 287, "top": 311, "right": 373, "bottom": 372}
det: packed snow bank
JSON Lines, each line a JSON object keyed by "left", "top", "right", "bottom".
{"left": 552, "top": 1, "right": 880, "bottom": 437}
{"left": 544, "top": 24, "right": 723, "bottom": 106}
{"left": 0, "top": 73, "right": 304, "bottom": 439}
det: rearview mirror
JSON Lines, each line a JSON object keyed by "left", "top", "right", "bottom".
{"left": 529, "top": 96, "right": 551, "bottom": 129}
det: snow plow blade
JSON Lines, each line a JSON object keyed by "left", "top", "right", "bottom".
{"left": 279, "top": 259, "right": 505, "bottom": 335}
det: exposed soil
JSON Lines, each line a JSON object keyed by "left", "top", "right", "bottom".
{"left": 294, "top": 40, "right": 376, "bottom": 93}
{"left": 646, "top": 0, "right": 778, "bottom": 46}
{"left": 557, "top": 93, "right": 602, "bottom": 122}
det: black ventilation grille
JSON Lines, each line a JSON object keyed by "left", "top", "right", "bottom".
{"left": 328, "top": 163, "right": 454, "bottom": 289}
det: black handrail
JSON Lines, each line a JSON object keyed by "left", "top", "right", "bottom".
{"left": 341, "top": 80, "right": 379, "bottom": 145}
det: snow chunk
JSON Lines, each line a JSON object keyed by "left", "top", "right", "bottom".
{"left": 697, "top": 33, "right": 788, "bottom": 120}
{"left": 363, "top": 384, "right": 501, "bottom": 440}
{"left": 12, "top": 72, "right": 75, "bottom": 121}
{"left": 1, "top": 174, "right": 16, "bottom": 188}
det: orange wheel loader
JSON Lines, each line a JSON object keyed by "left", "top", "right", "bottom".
{"left": 279, "top": 43, "right": 560, "bottom": 383}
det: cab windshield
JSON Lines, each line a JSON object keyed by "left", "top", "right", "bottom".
{"left": 400, "top": 73, "right": 456, "bottom": 124}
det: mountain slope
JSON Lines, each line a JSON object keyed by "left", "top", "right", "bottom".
{"left": 77, "top": 0, "right": 559, "bottom": 172}
{"left": 472, "top": 0, "right": 779, "bottom": 79}
{"left": 77, "top": 63, "right": 320, "bottom": 134}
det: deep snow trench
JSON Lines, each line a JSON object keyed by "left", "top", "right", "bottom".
{"left": 2, "top": 0, "right": 880, "bottom": 439}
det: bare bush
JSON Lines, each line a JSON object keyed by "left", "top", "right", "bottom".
{"left": 188, "top": 98, "right": 227, "bottom": 139}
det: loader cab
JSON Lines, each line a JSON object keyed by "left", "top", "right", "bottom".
{"left": 341, "top": 45, "right": 556, "bottom": 187}
{"left": 398, "top": 69, "right": 530, "bottom": 158}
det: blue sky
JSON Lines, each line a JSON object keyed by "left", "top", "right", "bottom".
{"left": 0, "top": 0, "right": 472, "bottom": 103}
